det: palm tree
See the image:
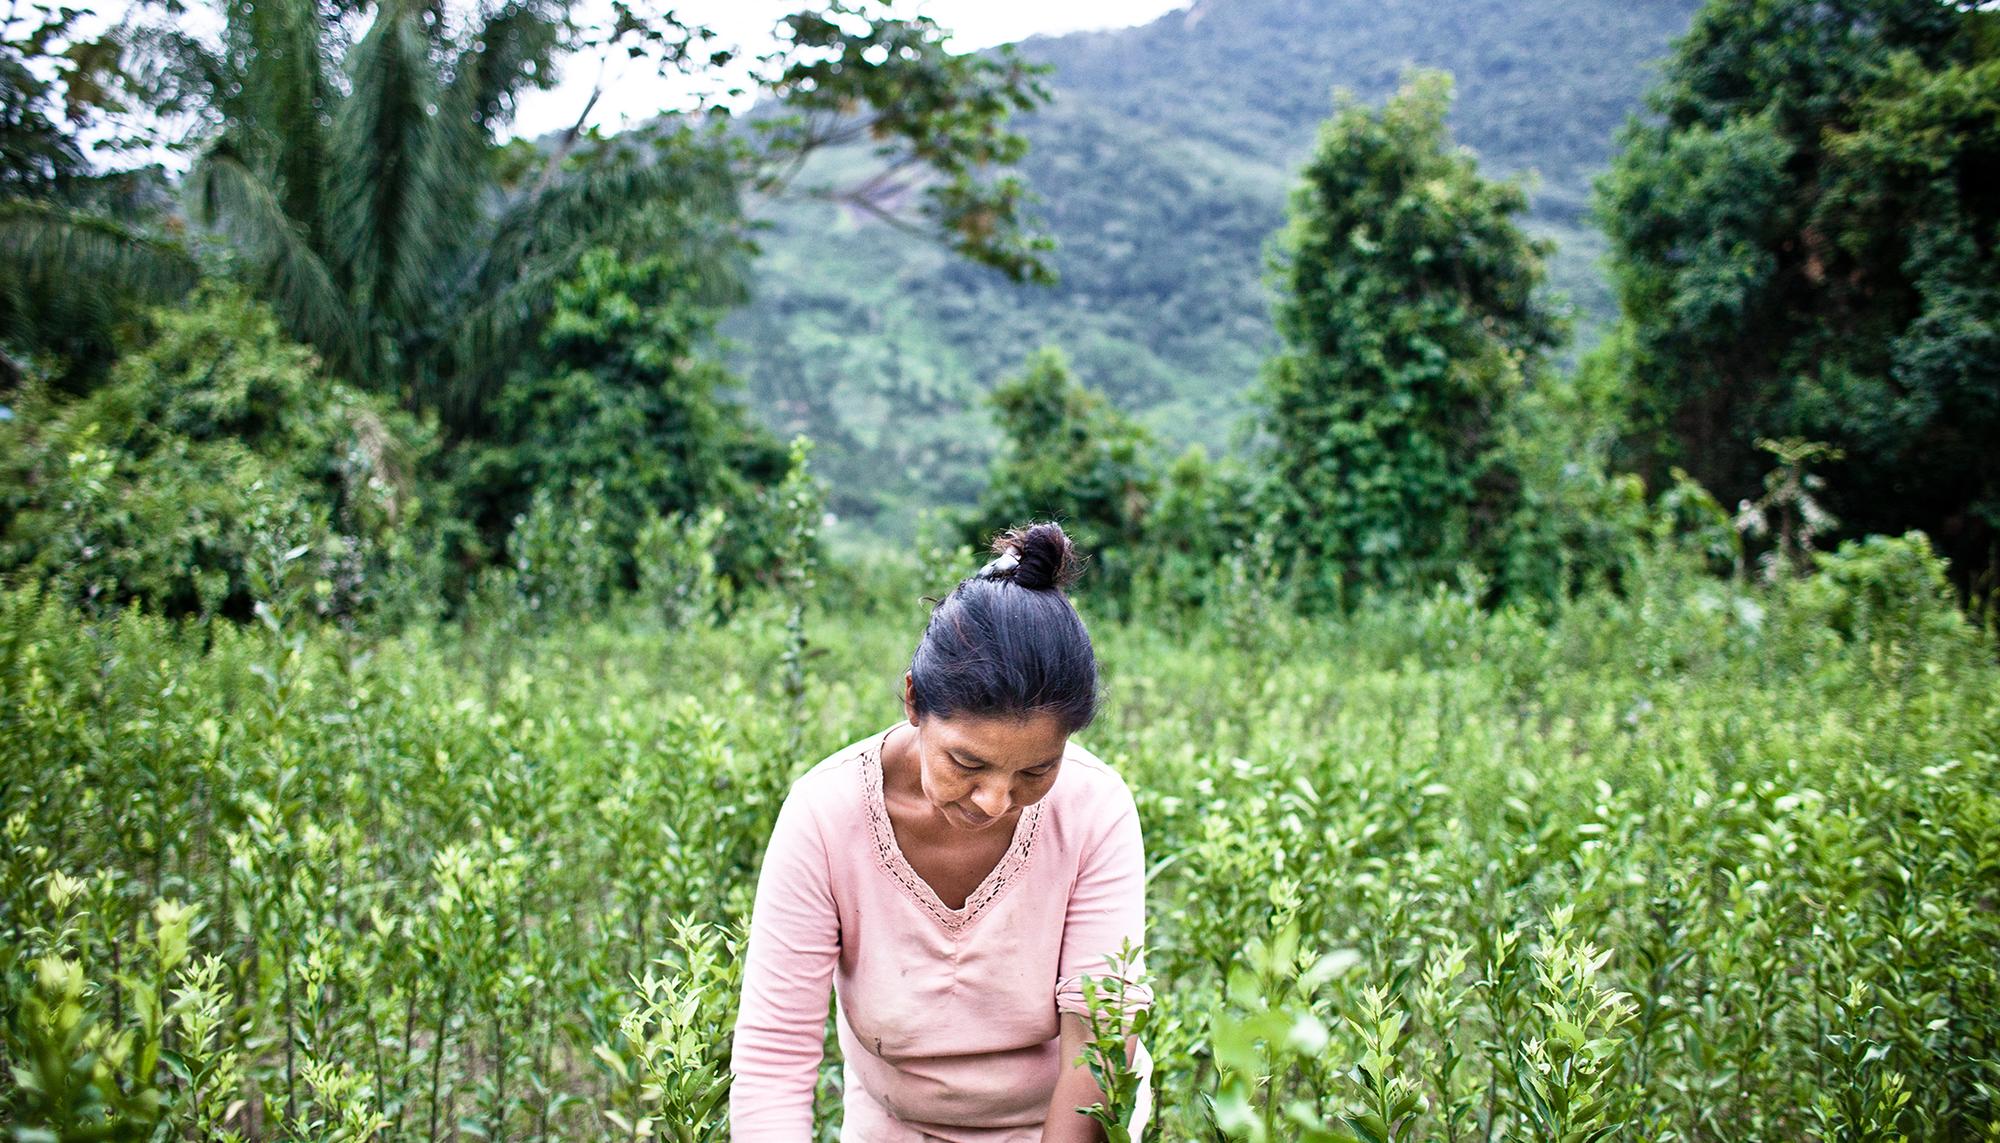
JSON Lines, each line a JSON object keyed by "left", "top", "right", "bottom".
{"left": 0, "top": 5, "right": 201, "bottom": 389}
{"left": 180, "top": 0, "right": 747, "bottom": 435}
{"left": 3, "top": 0, "right": 1053, "bottom": 431}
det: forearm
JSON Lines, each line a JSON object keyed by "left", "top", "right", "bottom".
{"left": 1042, "top": 1068, "right": 1107, "bottom": 1142}
{"left": 1041, "top": 1014, "right": 1108, "bottom": 1143}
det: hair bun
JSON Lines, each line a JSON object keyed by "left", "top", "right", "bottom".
{"left": 981, "top": 522, "right": 1082, "bottom": 592}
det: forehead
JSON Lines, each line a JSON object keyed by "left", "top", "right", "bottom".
{"left": 928, "top": 711, "right": 1069, "bottom": 769}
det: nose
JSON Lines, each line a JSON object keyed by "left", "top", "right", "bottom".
{"left": 971, "top": 783, "right": 1010, "bottom": 818}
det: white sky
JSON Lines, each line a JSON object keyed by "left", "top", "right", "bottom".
{"left": 61, "top": 1, "right": 1189, "bottom": 154}
{"left": 510, "top": 1, "right": 1192, "bottom": 139}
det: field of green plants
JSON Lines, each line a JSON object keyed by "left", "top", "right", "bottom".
{"left": 4, "top": 532, "right": 1995, "bottom": 1141}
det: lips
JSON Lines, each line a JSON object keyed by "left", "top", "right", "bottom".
{"left": 954, "top": 803, "right": 997, "bottom": 827}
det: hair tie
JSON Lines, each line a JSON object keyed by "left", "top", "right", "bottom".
{"left": 978, "top": 549, "right": 1021, "bottom": 579}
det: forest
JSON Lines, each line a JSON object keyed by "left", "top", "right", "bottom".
{"left": 2, "top": 0, "right": 1997, "bottom": 1138}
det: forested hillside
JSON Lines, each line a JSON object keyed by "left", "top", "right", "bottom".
{"left": 729, "top": 0, "right": 1701, "bottom": 537}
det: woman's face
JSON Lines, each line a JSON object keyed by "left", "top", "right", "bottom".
{"left": 903, "top": 677, "right": 1068, "bottom": 831}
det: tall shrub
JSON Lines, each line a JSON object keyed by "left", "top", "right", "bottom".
{"left": 0, "top": 287, "right": 437, "bottom": 618}
{"left": 1596, "top": 0, "right": 1999, "bottom": 589}
{"left": 1258, "top": 71, "right": 1563, "bottom": 605}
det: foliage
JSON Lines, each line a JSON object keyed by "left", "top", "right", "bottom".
{"left": 162, "top": 0, "right": 747, "bottom": 434}
{"left": 1128, "top": 445, "right": 1263, "bottom": 614}
{"left": 504, "top": 478, "right": 621, "bottom": 627}
{"left": 728, "top": 0, "right": 1702, "bottom": 539}
{"left": 752, "top": 7, "right": 1057, "bottom": 285}
{"left": 961, "top": 348, "right": 1157, "bottom": 598}
{"left": 0, "top": 0, "right": 200, "bottom": 392}
{"left": 1070, "top": 942, "right": 1152, "bottom": 1143}
{"left": 769, "top": 437, "right": 826, "bottom": 756}
{"left": 595, "top": 922, "right": 741, "bottom": 1141}
{"left": 1596, "top": 0, "right": 2000, "bottom": 590}
{"left": 0, "top": 287, "right": 438, "bottom": 619}
{"left": 0, "top": 185, "right": 198, "bottom": 396}
{"left": 1258, "top": 70, "right": 1564, "bottom": 604}
{"left": 635, "top": 506, "right": 729, "bottom": 631}
{"left": 2, "top": 0, "right": 1055, "bottom": 436}
{"left": 1492, "top": 344, "right": 1652, "bottom": 601}
{"left": 454, "top": 246, "right": 788, "bottom": 594}
{"left": 2, "top": 522, "right": 1996, "bottom": 1139}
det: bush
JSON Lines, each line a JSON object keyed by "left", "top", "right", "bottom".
{"left": 453, "top": 248, "right": 789, "bottom": 597}
{"left": 0, "top": 287, "right": 440, "bottom": 619}
{"left": 1792, "top": 531, "right": 1982, "bottom": 651}
{"left": 961, "top": 347, "right": 1157, "bottom": 598}
{"left": 1258, "top": 71, "right": 1564, "bottom": 604}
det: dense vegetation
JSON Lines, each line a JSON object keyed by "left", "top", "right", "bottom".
{"left": 1596, "top": 0, "right": 2000, "bottom": 594}
{"left": 4, "top": 530, "right": 1996, "bottom": 1139}
{"left": 4, "top": 0, "right": 1999, "bottom": 1138}
{"left": 728, "top": 0, "right": 1702, "bottom": 537}
{"left": 1259, "top": 72, "right": 1562, "bottom": 602}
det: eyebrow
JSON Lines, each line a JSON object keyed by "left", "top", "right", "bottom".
{"left": 954, "top": 749, "right": 1063, "bottom": 771}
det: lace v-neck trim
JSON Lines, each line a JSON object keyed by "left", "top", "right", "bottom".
{"left": 862, "top": 725, "right": 1044, "bottom": 936}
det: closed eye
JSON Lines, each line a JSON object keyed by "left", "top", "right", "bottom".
{"left": 951, "top": 754, "right": 1056, "bottom": 779}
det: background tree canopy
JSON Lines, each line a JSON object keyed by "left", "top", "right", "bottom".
{"left": 1596, "top": 0, "right": 2000, "bottom": 592}
{"left": 727, "top": 0, "right": 1703, "bottom": 540}
{"left": 0, "top": 0, "right": 1063, "bottom": 612}
{"left": 1, "top": 0, "right": 1056, "bottom": 430}
{"left": 1258, "top": 71, "right": 1562, "bottom": 604}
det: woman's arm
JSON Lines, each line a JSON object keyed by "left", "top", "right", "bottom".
{"left": 1042, "top": 1013, "right": 1109, "bottom": 1143}
{"left": 1048, "top": 788, "right": 1151, "bottom": 1141}
{"left": 729, "top": 789, "right": 840, "bottom": 1140}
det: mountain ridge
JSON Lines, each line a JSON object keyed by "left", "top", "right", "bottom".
{"left": 724, "top": 0, "right": 1703, "bottom": 540}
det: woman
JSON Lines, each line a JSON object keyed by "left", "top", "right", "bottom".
{"left": 730, "top": 522, "right": 1151, "bottom": 1141}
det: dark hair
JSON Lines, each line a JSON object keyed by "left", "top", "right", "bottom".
{"left": 907, "top": 522, "right": 1099, "bottom": 733}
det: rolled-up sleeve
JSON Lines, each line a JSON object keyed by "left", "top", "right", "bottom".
{"left": 1053, "top": 795, "right": 1152, "bottom": 1026}
{"left": 730, "top": 788, "right": 839, "bottom": 1139}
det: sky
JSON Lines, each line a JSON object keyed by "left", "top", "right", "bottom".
{"left": 64, "top": 0, "right": 1189, "bottom": 151}
{"left": 508, "top": 1, "right": 1192, "bottom": 139}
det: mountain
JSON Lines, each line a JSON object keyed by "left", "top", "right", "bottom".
{"left": 722, "top": 0, "right": 1702, "bottom": 541}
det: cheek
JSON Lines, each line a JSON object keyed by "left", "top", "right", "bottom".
{"left": 1014, "top": 774, "right": 1059, "bottom": 806}
{"left": 920, "top": 756, "right": 971, "bottom": 801}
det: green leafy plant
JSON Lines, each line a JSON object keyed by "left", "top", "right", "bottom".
{"left": 1071, "top": 943, "right": 1154, "bottom": 1143}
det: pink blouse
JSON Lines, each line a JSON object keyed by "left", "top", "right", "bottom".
{"left": 729, "top": 722, "right": 1150, "bottom": 1141}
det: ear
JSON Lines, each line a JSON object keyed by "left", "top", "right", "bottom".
{"left": 902, "top": 671, "right": 919, "bottom": 725}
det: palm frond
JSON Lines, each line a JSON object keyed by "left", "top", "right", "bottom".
{"left": 467, "top": 127, "right": 738, "bottom": 306}
{"left": 0, "top": 198, "right": 201, "bottom": 385}
{"left": 187, "top": 151, "right": 364, "bottom": 378}
{"left": 209, "top": 0, "right": 341, "bottom": 241}
{"left": 256, "top": 0, "right": 338, "bottom": 243}
{"left": 0, "top": 198, "right": 201, "bottom": 303}
{"left": 327, "top": 0, "right": 481, "bottom": 344}
{"left": 433, "top": 186, "right": 747, "bottom": 432}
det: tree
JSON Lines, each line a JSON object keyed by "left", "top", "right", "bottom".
{"left": 1, "top": 0, "right": 1055, "bottom": 435}
{"left": 453, "top": 245, "right": 788, "bottom": 590}
{"left": 963, "top": 347, "right": 1156, "bottom": 598}
{"left": 1257, "top": 70, "right": 1562, "bottom": 604}
{"left": 1596, "top": 0, "right": 1998, "bottom": 589}
{"left": 0, "top": 3, "right": 198, "bottom": 389}
{"left": 0, "top": 286, "right": 437, "bottom": 618}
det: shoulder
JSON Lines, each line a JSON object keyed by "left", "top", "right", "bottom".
{"left": 1046, "top": 739, "right": 1141, "bottom": 837}
{"left": 777, "top": 727, "right": 882, "bottom": 827}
